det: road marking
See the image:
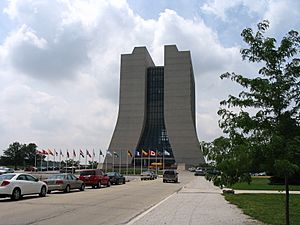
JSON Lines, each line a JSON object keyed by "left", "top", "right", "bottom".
{"left": 126, "top": 191, "right": 178, "bottom": 225}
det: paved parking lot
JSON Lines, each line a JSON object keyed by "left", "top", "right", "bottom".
{"left": 0, "top": 172, "right": 263, "bottom": 225}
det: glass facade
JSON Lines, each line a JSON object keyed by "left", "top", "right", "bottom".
{"left": 135, "top": 67, "right": 175, "bottom": 166}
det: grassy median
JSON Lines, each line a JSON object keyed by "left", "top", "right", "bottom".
{"left": 224, "top": 193, "right": 300, "bottom": 225}
{"left": 230, "top": 177, "right": 300, "bottom": 191}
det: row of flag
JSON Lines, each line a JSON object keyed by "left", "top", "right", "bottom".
{"left": 107, "top": 149, "right": 171, "bottom": 158}
{"left": 36, "top": 149, "right": 101, "bottom": 158}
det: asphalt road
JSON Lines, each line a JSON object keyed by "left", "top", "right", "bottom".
{"left": 0, "top": 172, "right": 195, "bottom": 225}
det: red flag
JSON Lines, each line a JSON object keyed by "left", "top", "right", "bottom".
{"left": 42, "top": 149, "right": 49, "bottom": 155}
{"left": 150, "top": 150, "right": 156, "bottom": 156}
{"left": 36, "top": 150, "right": 43, "bottom": 155}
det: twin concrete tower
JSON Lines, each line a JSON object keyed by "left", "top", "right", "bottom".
{"left": 104, "top": 45, "right": 205, "bottom": 169}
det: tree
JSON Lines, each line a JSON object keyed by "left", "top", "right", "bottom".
{"left": 1, "top": 142, "right": 38, "bottom": 169}
{"left": 207, "top": 21, "right": 300, "bottom": 225}
{"left": 1, "top": 142, "right": 26, "bottom": 169}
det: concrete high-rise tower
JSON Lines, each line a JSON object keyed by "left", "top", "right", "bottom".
{"left": 104, "top": 45, "right": 205, "bottom": 169}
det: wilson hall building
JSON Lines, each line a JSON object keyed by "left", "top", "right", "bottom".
{"left": 104, "top": 45, "right": 205, "bottom": 169}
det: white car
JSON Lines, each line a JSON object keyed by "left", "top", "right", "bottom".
{"left": 0, "top": 173, "right": 48, "bottom": 200}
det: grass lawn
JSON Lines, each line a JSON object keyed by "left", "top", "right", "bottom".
{"left": 230, "top": 177, "right": 300, "bottom": 191}
{"left": 224, "top": 194, "right": 300, "bottom": 225}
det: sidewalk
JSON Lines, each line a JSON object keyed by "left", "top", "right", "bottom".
{"left": 128, "top": 176, "right": 264, "bottom": 225}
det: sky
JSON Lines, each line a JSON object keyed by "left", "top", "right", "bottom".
{"left": 0, "top": 0, "right": 299, "bottom": 160}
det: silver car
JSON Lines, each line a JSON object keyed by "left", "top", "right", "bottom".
{"left": 44, "top": 173, "right": 85, "bottom": 193}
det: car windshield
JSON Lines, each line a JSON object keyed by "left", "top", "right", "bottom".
{"left": 48, "top": 174, "right": 66, "bottom": 180}
{"left": 80, "top": 171, "right": 95, "bottom": 176}
{"left": 164, "top": 170, "right": 175, "bottom": 175}
{"left": 106, "top": 172, "right": 115, "bottom": 176}
{"left": 0, "top": 174, "right": 15, "bottom": 180}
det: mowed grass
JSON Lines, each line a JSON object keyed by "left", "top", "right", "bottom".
{"left": 231, "top": 177, "right": 300, "bottom": 191}
{"left": 224, "top": 194, "right": 300, "bottom": 225}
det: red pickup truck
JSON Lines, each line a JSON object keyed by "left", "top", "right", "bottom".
{"left": 79, "top": 169, "right": 110, "bottom": 188}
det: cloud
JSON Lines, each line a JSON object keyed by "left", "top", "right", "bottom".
{"left": 1, "top": 0, "right": 299, "bottom": 154}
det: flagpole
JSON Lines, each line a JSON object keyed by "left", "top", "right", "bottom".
{"left": 105, "top": 151, "right": 108, "bottom": 173}
{"left": 148, "top": 150, "right": 150, "bottom": 169}
{"left": 40, "top": 152, "right": 42, "bottom": 171}
{"left": 140, "top": 154, "right": 142, "bottom": 174}
{"left": 53, "top": 149, "right": 55, "bottom": 171}
{"left": 156, "top": 149, "right": 158, "bottom": 174}
{"left": 34, "top": 152, "right": 37, "bottom": 170}
{"left": 85, "top": 150, "right": 87, "bottom": 169}
{"left": 79, "top": 150, "right": 81, "bottom": 171}
{"left": 126, "top": 150, "right": 128, "bottom": 175}
{"left": 163, "top": 149, "right": 165, "bottom": 171}
{"left": 119, "top": 150, "right": 121, "bottom": 174}
{"left": 59, "top": 149, "right": 61, "bottom": 171}
{"left": 112, "top": 152, "right": 115, "bottom": 172}
{"left": 134, "top": 152, "right": 136, "bottom": 175}
{"left": 66, "top": 149, "right": 68, "bottom": 171}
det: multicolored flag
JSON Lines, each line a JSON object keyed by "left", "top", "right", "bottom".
{"left": 80, "top": 149, "right": 84, "bottom": 158}
{"left": 142, "top": 149, "right": 148, "bottom": 156}
{"left": 48, "top": 149, "right": 54, "bottom": 156}
{"left": 127, "top": 150, "right": 133, "bottom": 157}
{"left": 36, "top": 150, "right": 43, "bottom": 155}
{"left": 86, "top": 149, "right": 91, "bottom": 158}
{"left": 150, "top": 150, "right": 156, "bottom": 156}
{"left": 73, "top": 149, "right": 76, "bottom": 157}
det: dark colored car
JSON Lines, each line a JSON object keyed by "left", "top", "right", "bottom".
{"left": 194, "top": 168, "right": 206, "bottom": 176}
{"left": 79, "top": 169, "right": 110, "bottom": 188}
{"left": 163, "top": 169, "right": 178, "bottom": 183}
{"left": 44, "top": 173, "right": 85, "bottom": 193}
{"left": 106, "top": 172, "right": 125, "bottom": 185}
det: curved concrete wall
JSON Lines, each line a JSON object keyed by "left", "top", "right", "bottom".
{"left": 164, "top": 45, "right": 205, "bottom": 167}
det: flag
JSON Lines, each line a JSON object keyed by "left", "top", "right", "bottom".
{"left": 67, "top": 150, "right": 69, "bottom": 158}
{"left": 36, "top": 150, "right": 43, "bottom": 155}
{"left": 142, "top": 149, "right": 148, "bottom": 156}
{"left": 86, "top": 150, "right": 91, "bottom": 158}
{"left": 127, "top": 150, "right": 133, "bottom": 157}
{"left": 93, "top": 149, "right": 95, "bottom": 157}
{"left": 107, "top": 151, "right": 112, "bottom": 156}
{"left": 113, "top": 151, "right": 119, "bottom": 158}
{"left": 54, "top": 149, "right": 58, "bottom": 156}
{"left": 150, "top": 150, "right": 156, "bottom": 156}
{"left": 164, "top": 150, "right": 170, "bottom": 156}
{"left": 42, "top": 149, "right": 49, "bottom": 155}
{"left": 80, "top": 149, "right": 84, "bottom": 158}
{"left": 100, "top": 150, "right": 103, "bottom": 156}
{"left": 136, "top": 151, "right": 140, "bottom": 157}
{"left": 48, "top": 149, "right": 54, "bottom": 156}
{"left": 73, "top": 149, "right": 76, "bottom": 157}
{"left": 60, "top": 149, "right": 64, "bottom": 156}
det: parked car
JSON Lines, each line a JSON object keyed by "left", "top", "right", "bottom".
{"left": 163, "top": 169, "right": 178, "bottom": 183}
{"left": 106, "top": 172, "right": 125, "bottom": 185}
{"left": 79, "top": 169, "right": 110, "bottom": 188}
{"left": 0, "top": 167, "right": 14, "bottom": 175}
{"left": 194, "top": 168, "right": 206, "bottom": 176}
{"left": 44, "top": 173, "right": 85, "bottom": 193}
{"left": 140, "top": 171, "right": 155, "bottom": 180}
{"left": 188, "top": 167, "right": 196, "bottom": 172}
{"left": 0, "top": 173, "right": 47, "bottom": 200}
{"left": 149, "top": 170, "right": 158, "bottom": 179}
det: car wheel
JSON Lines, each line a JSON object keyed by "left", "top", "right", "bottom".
{"left": 80, "top": 183, "right": 85, "bottom": 191}
{"left": 123, "top": 179, "right": 125, "bottom": 184}
{"left": 64, "top": 185, "right": 70, "bottom": 193}
{"left": 163, "top": 180, "right": 166, "bottom": 183}
{"left": 39, "top": 186, "right": 47, "bottom": 197}
{"left": 107, "top": 181, "right": 111, "bottom": 187}
{"left": 11, "top": 188, "right": 21, "bottom": 201}
{"left": 97, "top": 181, "right": 101, "bottom": 188}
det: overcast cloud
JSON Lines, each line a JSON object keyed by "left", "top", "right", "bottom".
{"left": 0, "top": 0, "right": 299, "bottom": 159}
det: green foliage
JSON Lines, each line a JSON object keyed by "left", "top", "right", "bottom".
{"left": 0, "top": 142, "right": 38, "bottom": 169}
{"left": 208, "top": 21, "right": 300, "bottom": 188}
{"left": 224, "top": 194, "right": 300, "bottom": 225}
